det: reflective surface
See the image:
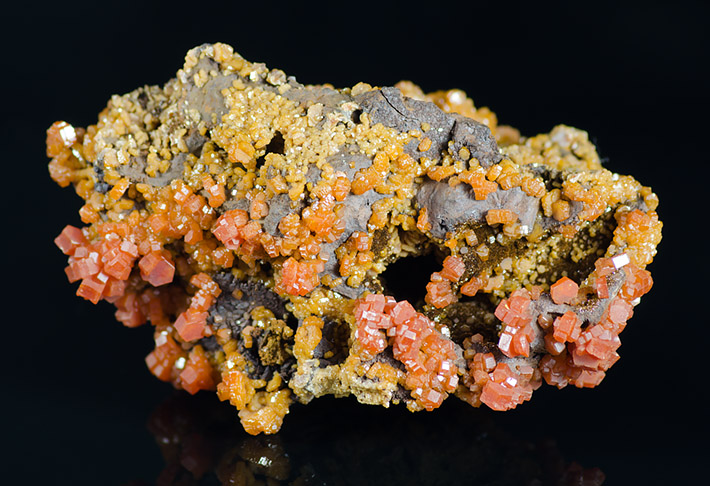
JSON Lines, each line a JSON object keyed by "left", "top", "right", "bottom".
{"left": 139, "top": 392, "right": 605, "bottom": 486}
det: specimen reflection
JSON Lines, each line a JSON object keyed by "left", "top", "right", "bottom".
{"left": 136, "top": 392, "right": 605, "bottom": 485}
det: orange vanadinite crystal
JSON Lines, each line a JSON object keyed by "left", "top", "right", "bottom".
{"left": 249, "top": 192, "right": 270, "bottom": 219}
{"left": 201, "top": 175, "right": 226, "bottom": 208}
{"left": 485, "top": 209, "right": 518, "bottom": 225}
{"left": 302, "top": 198, "right": 345, "bottom": 242}
{"left": 332, "top": 174, "right": 351, "bottom": 201}
{"left": 604, "top": 297, "right": 633, "bottom": 332}
{"left": 469, "top": 351, "right": 496, "bottom": 387}
{"left": 539, "top": 354, "right": 568, "bottom": 388}
{"left": 76, "top": 273, "right": 109, "bottom": 304}
{"left": 544, "top": 333, "right": 566, "bottom": 355}
{"left": 494, "top": 289, "right": 532, "bottom": 327}
{"left": 217, "top": 369, "right": 256, "bottom": 409}
{"left": 293, "top": 316, "right": 324, "bottom": 360}
{"left": 539, "top": 352, "right": 607, "bottom": 389}
{"left": 425, "top": 255, "right": 466, "bottom": 308}
{"left": 210, "top": 208, "right": 266, "bottom": 261}
{"left": 550, "top": 277, "right": 579, "bottom": 304}
{"left": 171, "top": 179, "right": 193, "bottom": 204}
{"left": 47, "top": 121, "right": 84, "bottom": 188}
{"left": 427, "top": 165, "right": 456, "bottom": 181}
{"left": 461, "top": 276, "right": 484, "bottom": 296}
{"left": 238, "top": 389, "right": 291, "bottom": 435}
{"left": 180, "top": 346, "right": 216, "bottom": 395}
{"left": 612, "top": 210, "right": 662, "bottom": 267}
{"left": 458, "top": 170, "right": 498, "bottom": 200}
{"left": 190, "top": 272, "right": 222, "bottom": 300}
{"left": 46, "top": 121, "right": 77, "bottom": 157}
{"left": 416, "top": 207, "right": 432, "bottom": 232}
{"left": 102, "top": 240, "right": 138, "bottom": 281}
{"left": 594, "top": 257, "right": 616, "bottom": 276}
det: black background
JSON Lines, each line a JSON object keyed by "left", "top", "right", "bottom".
{"left": 3, "top": 0, "right": 708, "bottom": 484}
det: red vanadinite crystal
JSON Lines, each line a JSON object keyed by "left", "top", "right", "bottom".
{"left": 425, "top": 277, "right": 456, "bottom": 308}
{"left": 440, "top": 255, "right": 466, "bottom": 282}
{"left": 469, "top": 351, "right": 497, "bottom": 386}
{"left": 102, "top": 240, "right": 138, "bottom": 280}
{"left": 495, "top": 290, "right": 535, "bottom": 358}
{"left": 76, "top": 272, "right": 109, "bottom": 304}
{"left": 539, "top": 354, "right": 571, "bottom": 389}
{"left": 139, "top": 250, "right": 175, "bottom": 287}
{"left": 460, "top": 277, "right": 483, "bottom": 296}
{"left": 480, "top": 363, "right": 533, "bottom": 411}
{"left": 276, "top": 257, "right": 320, "bottom": 296}
{"left": 572, "top": 368, "right": 606, "bottom": 388}
{"left": 357, "top": 323, "right": 388, "bottom": 356}
{"left": 66, "top": 253, "right": 101, "bottom": 282}
{"left": 621, "top": 264, "right": 653, "bottom": 301}
{"left": 180, "top": 346, "right": 215, "bottom": 394}
{"left": 175, "top": 308, "right": 209, "bottom": 342}
{"left": 550, "top": 277, "right": 579, "bottom": 305}
{"left": 57, "top": 224, "right": 145, "bottom": 305}
{"left": 114, "top": 292, "right": 146, "bottom": 328}
{"left": 145, "top": 333, "right": 185, "bottom": 382}
{"left": 389, "top": 300, "right": 417, "bottom": 325}
{"left": 188, "top": 273, "right": 222, "bottom": 311}
{"left": 570, "top": 325, "right": 621, "bottom": 370}
{"left": 544, "top": 333, "right": 566, "bottom": 355}
{"left": 54, "top": 225, "right": 87, "bottom": 255}
{"left": 540, "top": 352, "right": 608, "bottom": 389}
{"left": 354, "top": 294, "right": 390, "bottom": 356}
{"left": 103, "top": 278, "right": 127, "bottom": 299}
{"left": 212, "top": 209, "right": 249, "bottom": 250}
{"left": 594, "top": 257, "right": 616, "bottom": 277}
{"left": 494, "top": 289, "right": 532, "bottom": 327}
{"left": 604, "top": 297, "right": 633, "bottom": 332}
{"left": 595, "top": 276, "right": 610, "bottom": 299}
{"left": 354, "top": 293, "right": 458, "bottom": 411}
{"left": 552, "top": 311, "right": 581, "bottom": 343}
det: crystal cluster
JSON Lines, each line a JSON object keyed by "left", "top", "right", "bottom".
{"left": 48, "top": 43, "right": 662, "bottom": 434}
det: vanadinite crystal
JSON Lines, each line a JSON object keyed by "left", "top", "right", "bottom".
{"left": 48, "top": 43, "right": 662, "bottom": 434}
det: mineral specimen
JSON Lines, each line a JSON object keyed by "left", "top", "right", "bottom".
{"left": 48, "top": 43, "right": 662, "bottom": 434}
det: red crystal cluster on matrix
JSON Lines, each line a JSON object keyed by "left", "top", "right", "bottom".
{"left": 47, "top": 43, "right": 662, "bottom": 434}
